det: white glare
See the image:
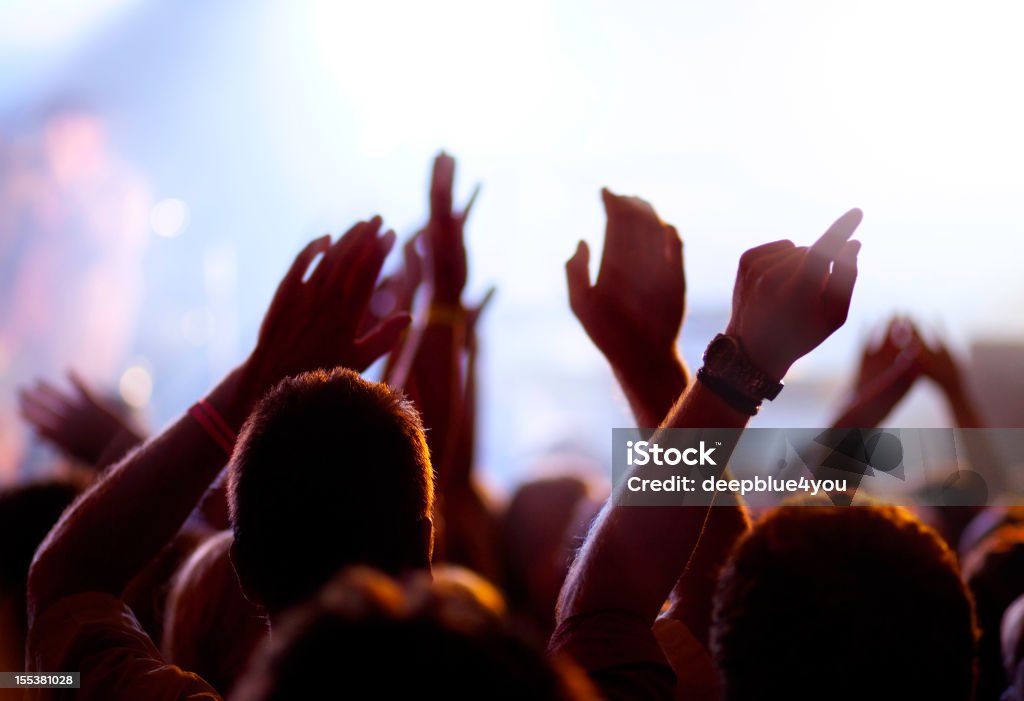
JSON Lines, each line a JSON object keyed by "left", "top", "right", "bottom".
{"left": 119, "top": 364, "right": 153, "bottom": 408}
{"left": 150, "top": 198, "right": 189, "bottom": 238}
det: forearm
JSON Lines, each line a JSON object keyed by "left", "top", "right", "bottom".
{"left": 557, "top": 379, "right": 751, "bottom": 625}
{"left": 831, "top": 365, "right": 917, "bottom": 429}
{"left": 449, "top": 340, "right": 478, "bottom": 487}
{"left": 28, "top": 367, "right": 248, "bottom": 617}
{"left": 943, "top": 381, "right": 983, "bottom": 429}
{"left": 438, "top": 343, "right": 505, "bottom": 578}
{"left": 94, "top": 426, "right": 146, "bottom": 471}
{"left": 409, "top": 313, "right": 466, "bottom": 479}
{"left": 664, "top": 488, "right": 750, "bottom": 648}
{"left": 943, "top": 381, "right": 1005, "bottom": 492}
{"left": 613, "top": 351, "right": 689, "bottom": 429}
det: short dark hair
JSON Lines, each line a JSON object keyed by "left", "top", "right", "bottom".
{"left": 712, "top": 505, "right": 977, "bottom": 701}
{"left": 228, "top": 368, "right": 434, "bottom": 614}
{"left": 231, "top": 567, "right": 599, "bottom": 701}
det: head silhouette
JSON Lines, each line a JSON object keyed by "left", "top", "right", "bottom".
{"left": 228, "top": 367, "right": 434, "bottom": 615}
{"left": 712, "top": 504, "right": 976, "bottom": 701}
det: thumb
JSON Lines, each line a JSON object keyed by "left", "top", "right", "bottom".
{"left": 353, "top": 313, "right": 413, "bottom": 371}
{"left": 565, "top": 240, "right": 592, "bottom": 318}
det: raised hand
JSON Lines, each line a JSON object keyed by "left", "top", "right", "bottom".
{"left": 423, "top": 152, "right": 477, "bottom": 306}
{"left": 566, "top": 189, "right": 688, "bottom": 426}
{"left": 554, "top": 208, "right": 866, "bottom": 672}
{"left": 241, "top": 217, "right": 411, "bottom": 405}
{"left": 833, "top": 317, "right": 923, "bottom": 428}
{"left": 726, "top": 208, "right": 863, "bottom": 380}
{"left": 25, "top": 217, "right": 413, "bottom": 620}
{"left": 567, "top": 189, "right": 685, "bottom": 373}
{"left": 855, "top": 317, "right": 918, "bottom": 387}
{"left": 18, "top": 371, "right": 143, "bottom": 466}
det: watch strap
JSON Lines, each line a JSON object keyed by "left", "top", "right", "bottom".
{"left": 696, "top": 367, "right": 762, "bottom": 416}
{"left": 698, "top": 333, "right": 785, "bottom": 412}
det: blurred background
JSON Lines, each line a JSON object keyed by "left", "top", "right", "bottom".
{"left": 2, "top": 0, "right": 1023, "bottom": 490}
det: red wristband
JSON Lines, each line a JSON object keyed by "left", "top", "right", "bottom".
{"left": 198, "top": 399, "right": 237, "bottom": 442}
{"left": 189, "top": 399, "right": 238, "bottom": 457}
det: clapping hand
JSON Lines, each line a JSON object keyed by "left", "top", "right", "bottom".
{"left": 423, "top": 152, "right": 478, "bottom": 306}
{"left": 566, "top": 189, "right": 685, "bottom": 380}
{"left": 18, "top": 371, "right": 143, "bottom": 466}
{"left": 241, "top": 218, "right": 411, "bottom": 406}
{"left": 566, "top": 189, "right": 687, "bottom": 426}
{"left": 833, "top": 317, "right": 922, "bottom": 428}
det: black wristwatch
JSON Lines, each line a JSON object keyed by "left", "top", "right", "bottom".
{"left": 696, "top": 333, "right": 784, "bottom": 415}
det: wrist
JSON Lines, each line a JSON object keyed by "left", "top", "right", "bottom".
{"left": 697, "top": 333, "right": 785, "bottom": 416}
{"left": 206, "top": 365, "right": 255, "bottom": 433}
{"left": 723, "top": 324, "right": 791, "bottom": 382}
{"left": 615, "top": 348, "right": 686, "bottom": 387}
{"left": 426, "top": 302, "right": 467, "bottom": 328}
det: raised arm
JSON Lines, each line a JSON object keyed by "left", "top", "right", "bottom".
{"left": 448, "top": 286, "right": 496, "bottom": 489}
{"left": 566, "top": 189, "right": 688, "bottom": 428}
{"left": 556, "top": 207, "right": 863, "bottom": 629}
{"left": 27, "top": 218, "right": 409, "bottom": 620}
{"left": 382, "top": 154, "right": 506, "bottom": 578}
{"left": 388, "top": 153, "right": 476, "bottom": 480}
{"left": 564, "top": 188, "right": 747, "bottom": 654}
{"left": 438, "top": 287, "right": 505, "bottom": 583}
{"left": 915, "top": 328, "right": 1005, "bottom": 493}
{"left": 916, "top": 329, "right": 985, "bottom": 428}
{"left": 662, "top": 486, "right": 750, "bottom": 648}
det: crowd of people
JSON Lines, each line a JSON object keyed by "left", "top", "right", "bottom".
{"left": 1, "top": 151, "right": 1021, "bottom": 700}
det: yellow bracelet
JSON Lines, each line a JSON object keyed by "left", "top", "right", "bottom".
{"left": 427, "top": 304, "right": 466, "bottom": 327}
